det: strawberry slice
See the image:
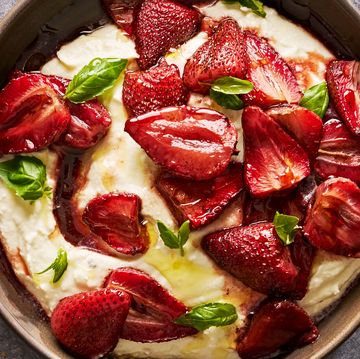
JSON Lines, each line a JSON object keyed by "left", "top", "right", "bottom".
{"left": 237, "top": 300, "right": 319, "bottom": 359}
{"left": 125, "top": 106, "right": 238, "bottom": 180}
{"left": 202, "top": 222, "right": 299, "bottom": 296}
{"left": 51, "top": 289, "right": 131, "bottom": 358}
{"left": 243, "top": 106, "right": 310, "bottom": 198}
{"left": 134, "top": 0, "right": 202, "bottom": 69}
{"left": 123, "top": 60, "right": 189, "bottom": 117}
{"left": 0, "top": 73, "right": 70, "bottom": 154}
{"left": 105, "top": 267, "right": 197, "bottom": 342}
{"left": 315, "top": 119, "right": 360, "bottom": 183}
{"left": 183, "top": 17, "right": 246, "bottom": 94}
{"left": 156, "top": 163, "right": 244, "bottom": 229}
{"left": 304, "top": 177, "right": 360, "bottom": 258}
{"left": 267, "top": 105, "right": 323, "bottom": 159}
{"left": 243, "top": 32, "right": 302, "bottom": 108}
{"left": 82, "top": 193, "right": 149, "bottom": 256}
{"left": 327, "top": 60, "right": 360, "bottom": 135}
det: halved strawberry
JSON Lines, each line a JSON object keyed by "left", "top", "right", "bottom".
{"left": 156, "top": 162, "right": 244, "bottom": 229}
{"left": 315, "top": 119, "right": 360, "bottom": 183}
{"left": 267, "top": 105, "right": 323, "bottom": 159}
{"left": 125, "top": 106, "right": 238, "bottom": 180}
{"left": 237, "top": 300, "right": 319, "bottom": 359}
{"left": 243, "top": 106, "right": 310, "bottom": 198}
{"left": 134, "top": 0, "right": 202, "bottom": 69}
{"left": 304, "top": 177, "right": 360, "bottom": 257}
{"left": 183, "top": 17, "right": 246, "bottom": 94}
{"left": 327, "top": 60, "right": 360, "bottom": 135}
{"left": 51, "top": 289, "right": 131, "bottom": 358}
{"left": 202, "top": 222, "right": 299, "bottom": 296}
{"left": 0, "top": 73, "right": 70, "bottom": 154}
{"left": 123, "top": 60, "right": 189, "bottom": 117}
{"left": 105, "top": 267, "right": 197, "bottom": 342}
{"left": 82, "top": 193, "right": 149, "bottom": 256}
{"left": 243, "top": 31, "right": 302, "bottom": 108}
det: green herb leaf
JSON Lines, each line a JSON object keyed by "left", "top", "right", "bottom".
{"left": 273, "top": 211, "right": 300, "bottom": 246}
{"left": 0, "top": 156, "right": 52, "bottom": 202}
{"left": 212, "top": 77, "right": 254, "bottom": 95}
{"left": 300, "top": 81, "right": 329, "bottom": 118}
{"left": 64, "top": 58, "right": 128, "bottom": 103}
{"left": 175, "top": 303, "right": 238, "bottom": 331}
{"left": 210, "top": 89, "right": 244, "bottom": 110}
{"left": 225, "top": 0, "right": 266, "bottom": 18}
{"left": 157, "top": 220, "right": 190, "bottom": 256}
{"left": 178, "top": 220, "right": 190, "bottom": 256}
{"left": 37, "top": 249, "right": 68, "bottom": 283}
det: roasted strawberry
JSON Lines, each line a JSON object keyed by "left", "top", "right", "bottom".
{"left": 134, "top": 0, "right": 202, "bottom": 69}
{"left": 0, "top": 73, "right": 70, "bottom": 154}
{"left": 304, "top": 177, "right": 360, "bottom": 257}
{"left": 51, "top": 289, "right": 131, "bottom": 358}
{"left": 243, "top": 107, "right": 310, "bottom": 198}
{"left": 202, "top": 223, "right": 299, "bottom": 296}
{"left": 156, "top": 163, "right": 244, "bottom": 229}
{"left": 82, "top": 193, "right": 149, "bottom": 256}
{"left": 237, "top": 300, "right": 319, "bottom": 359}
{"left": 267, "top": 105, "right": 323, "bottom": 159}
{"left": 125, "top": 106, "right": 238, "bottom": 180}
{"left": 179, "top": 0, "right": 218, "bottom": 6}
{"left": 315, "top": 119, "right": 360, "bottom": 183}
{"left": 105, "top": 267, "right": 197, "bottom": 342}
{"left": 327, "top": 60, "right": 360, "bottom": 135}
{"left": 123, "top": 60, "right": 189, "bottom": 117}
{"left": 243, "top": 31, "right": 302, "bottom": 108}
{"left": 183, "top": 17, "right": 246, "bottom": 94}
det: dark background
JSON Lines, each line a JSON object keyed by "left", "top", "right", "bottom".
{"left": 0, "top": 0, "right": 359, "bottom": 358}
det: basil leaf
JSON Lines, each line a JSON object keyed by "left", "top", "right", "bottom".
{"left": 178, "top": 220, "right": 190, "bottom": 256}
{"left": 210, "top": 89, "right": 244, "bottom": 110}
{"left": 64, "top": 58, "right": 128, "bottom": 103}
{"left": 37, "top": 249, "right": 68, "bottom": 283}
{"left": 300, "top": 82, "right": 329, "bottom": 118}
{"left": 175, "top": 303, "right": 238, "bottom": 331}
{"left": 212, "top": 77, "right": 254, "bottom": 95}
{"left": 0, "top": 156, "right": 52, "bottom": 202}
{"left": 273, "top": 211, "right": 300, "bottom": 246}
{"left": 225, "top": 0, "right": 266, "bottom": 18}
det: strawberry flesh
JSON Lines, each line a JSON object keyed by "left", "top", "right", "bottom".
{"left": 304, "top": 177, "right": 360, "bottom": 257}
{"left": 243, "top": 106, "right": 310, "bottom": 198}
{"left": 237, "top": 300, "right": 319, "bottom": 359}
{"left": 183, "top": 17, "right": 246, "bottom": 94}
{"left": 51, "top": 289, "right": 131, "bottom": 358}
{"left": 82, "top": 193, "right": 149, "bottom": 256}
{"left": 327, "top": 60, "right": 360, "bottom": 135}
{"left": 125, "top": 105, "right": 238, "bottom": 180}
{"left": 156, "top": 162, "right": 244, "bottom": 229}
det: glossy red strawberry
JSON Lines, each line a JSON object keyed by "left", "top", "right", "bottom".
{"left": 267, "top": 105, "right": 323, "bottom": 159}
{"left": 315, "top": 119, "right": 360, "bottom": 183}
{"left": 243, "top": 31, "right": 302, "bottom": 108}
{"left": 123, "top": 60, "right": 189, "bottom": 117}
{"left": 0, "top": 73, "right": 70, "bottom": 154}
{"left": 304, "top": 177, "right": 360, "bottom": 257}
{"left": 82, "top": 193, "right": 149, "bottom": 256}
{"left": 51, "top": 289, "right": 131, "bottom": 358}
{"left": 243, "top": 106, "right": 310, "bottom": 198}
{"left": 125, "top": 106, "right": 238, "bottom": 180}
{"left": 202, "top": 222, "right": 299, "bottom": 296}
{"left": 327, "top": 60, "right": 360, "bottom": 135}
{"left": 105, "top": 267, "right": 197, "bottom": 342}
{"left": 134, "top": 0, "right": 202, "bottom": 69}
{"left": 237, "top": 300, "right": 319, "bottom": 359}
{"left": 183, "top": 17, "right": 246, "bottom": 94}
{"left": 156, "top": 163, "right": 244, "bottom": 229}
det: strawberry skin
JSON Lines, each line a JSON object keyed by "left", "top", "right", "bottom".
{"left": 125, "top": 105, "right": 238, "bottom": 180}
{"left": 237, "top": 300, "right": 319, "bottom": 359}
{"left": 243, "top": 106, "right": 310, "bottom": 198}
{"left": 201, "top": 222, "right": 299, "bottom": 296}
{"left": 243, "top": 31, "right": 302, "bottom": 108}
{"left": 51, "top": 289, "right": 131, "bottom": 358}
{"left": 134, "top": 0, "right": 202, "bottom": 69}
{"left": 123, "top": 60, "right": 189, "bottom": 117}
{"left": 327, "top": 60, "right": 360, "bottom": 135}
{"left": 183, "top": 17, "right": 246, "bottom": 94}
